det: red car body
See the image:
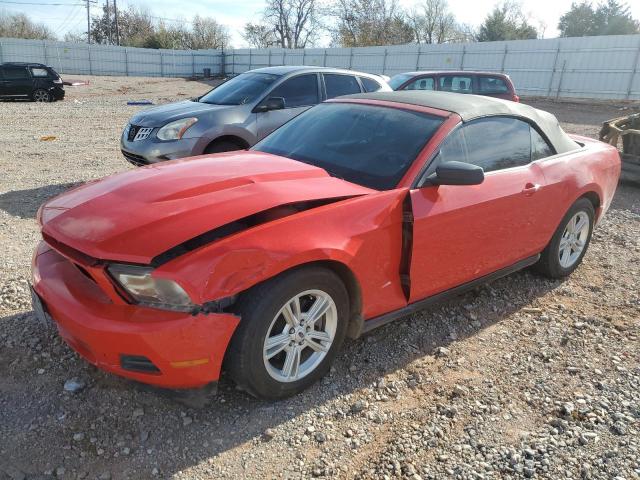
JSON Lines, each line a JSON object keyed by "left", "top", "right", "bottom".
{"left": 390, "top": 71, "right": 520, "bottom": 102}
{"left": 31, "top": 93, "right": 621, "bottom": 389}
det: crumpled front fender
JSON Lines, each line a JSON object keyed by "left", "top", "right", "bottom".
{"left": 157, "top": 189, "right": 409, "bottom": 320}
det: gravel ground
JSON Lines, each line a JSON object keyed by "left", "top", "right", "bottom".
{"left": 0, "top": 76, "right": 638, "bottom": 480}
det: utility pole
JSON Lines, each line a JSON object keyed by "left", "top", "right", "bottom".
{"left": 86, "top": 0, "right": 91, "bottom": 44}
{"left": 113, "top": 0, "right": 120, "bottom": 46}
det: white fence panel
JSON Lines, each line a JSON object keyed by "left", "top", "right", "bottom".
{"left": 0, "top": 37, "right": 222, "bottom": 78}
{"left": 2, "top": 34, "right": 640, "bottom": 99}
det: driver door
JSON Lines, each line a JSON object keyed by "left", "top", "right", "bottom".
{"left": 408, "top": 116, "right": 554, "bottom": 302}
{"left": 256, "top": 74, "right": 321, "bottom": 139}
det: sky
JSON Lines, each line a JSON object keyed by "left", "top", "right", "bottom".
{"left": 1, "top": 0, "right": 640, "bottom": 47}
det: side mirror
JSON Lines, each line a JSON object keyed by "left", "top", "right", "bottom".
{"left": 426, "top": 161, "right": 484, "bottom": 186}
{"left": 254, "top": 96, "right": 285, "bottom": 113}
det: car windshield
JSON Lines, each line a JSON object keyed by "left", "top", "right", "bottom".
{"left": 252, "top": 103, "right": 444, "bottom": 190}
{"left": 388, "top": 74, "right": 414, "bottom": 90}
{"left": 199, "top": 73, "right": 280, "bottom": 105}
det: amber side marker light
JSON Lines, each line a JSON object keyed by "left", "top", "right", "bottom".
{"left": 170, "top": 358, "right": 210, "bottom": 368}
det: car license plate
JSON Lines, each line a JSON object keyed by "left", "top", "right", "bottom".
{"left": 30, "top": 286, "right": 53, "bottom": 327}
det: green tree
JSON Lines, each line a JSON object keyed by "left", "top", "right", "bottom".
{"left": 559, "top": 0, "right": 639, "bottom": 36}
{"left": 558, "top": 2, "right": 599, "bottom": 36}
{"left": 477, "top": 2, "right": 538, "bottom": 41}
{"left": 594, "top": 0, "right": 639, "bottom": 35}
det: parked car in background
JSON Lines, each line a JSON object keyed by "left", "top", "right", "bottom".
{"left": 33, "top": 91, "right": 620, "bottom": 399}
{"left": 0, "top": 62, "right": 65, "bottom": 102}
{"left": 121, "top": 66, "right": 391, "bottom": 166}
{"left": 389, "top": 71, "right": 519, "bottom": 102}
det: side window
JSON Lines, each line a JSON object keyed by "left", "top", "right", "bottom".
{"left": 268, "top": 74, "right": 319, "bottom": 108}
{"left": 531, "top": 127, "right": 555, "bottom": 160}
{"left": 324, "top": 74, "right": 361, "bottom": 99}
{"left": 462, "top": 118, "right": 531, "bottom": 172}
{"left": 30, "top": 67, "right": 50, "bottom": 78}
{"left": 437, "top": 127, "right": 466, "bottom": 164}
{"left": 2, "top": 66, "right": 30, "bottom": 80}
{"left": 477, "top": 76, "right": 508, "bottom": 94}
{"left": 404, "top": 77, "right": 435, "bottom": 91}
{"left": 359, "top": 76, "right": 383, "bottom": 92}
{"left": 439, "top": 75, "right": 473, "bottom": 93}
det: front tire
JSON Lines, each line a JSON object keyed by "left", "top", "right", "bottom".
{"left": 535, "top": 198, "right": 595, "bottom": 278}
{"left": 226, "top": 267, "right": 349, "bottom": 399}
{"left": 32, "top": 89, "right": 51, "bottom": 102}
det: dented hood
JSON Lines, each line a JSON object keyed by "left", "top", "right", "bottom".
{"left": 40, "top": 151, "right": 374, "bottom": 264}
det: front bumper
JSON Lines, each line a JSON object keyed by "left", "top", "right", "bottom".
{"left": 120, "top": 133, "right": 200, "bottom": 166}
{"left": 51, "top": 86, "right": 65, "bottom": 100}
{"left": 31, "top": 241, "right": 239, "bottom": 389}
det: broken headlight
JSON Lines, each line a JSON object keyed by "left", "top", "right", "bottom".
{"left": 107, "top": 264, "right": 193, "bottom": 311}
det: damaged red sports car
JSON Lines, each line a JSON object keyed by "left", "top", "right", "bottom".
{"left": 31, "top": 91, "right": 621, "bottom": 399}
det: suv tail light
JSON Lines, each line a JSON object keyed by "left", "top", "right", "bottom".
{"left": 513, "top": 94, "right": 520, "bottom": 103}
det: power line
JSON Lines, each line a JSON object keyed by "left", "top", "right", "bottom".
{"left": 0, "top": 0, "right": 96, "bottom": 4}
{"left": 52, "top": 4, "right": 82, "bottom": 35}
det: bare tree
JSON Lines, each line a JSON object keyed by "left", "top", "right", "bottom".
{"left": 91, "top": 5, "right": 155, "bottom": 46}
{"left": 331, "top": 0, "right": 414, "bottom": 47}
{"left": 243, "top": 22, "right": 279, "bottom": 48}
{"left": 185, "top": 15, "right": 230, "bottom": 49}
{"left": 0, "top": 10, "right": 56, "bottom": 40}
{"left": 408, "top": 0, "right": 456, "bottom": 44}
{"left": 262, "top": 0, "right": 323, "bottom": 48}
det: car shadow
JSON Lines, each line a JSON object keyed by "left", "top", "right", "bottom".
{"left": 0, "top": 268, "right": 564, "bottom": 479}
{"left": 0, "top": 182, "right": 82, "bottom": 219}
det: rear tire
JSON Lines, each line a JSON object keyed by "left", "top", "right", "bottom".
{"left": 32, "top": 89, "right": 51, "bottom": 102}
{"left": 534, "top": 198, "right": 595, "bottom": 278}
{"left": 204, "top": 139, "right": 245, "bottom": 154}
{"left": 226, "top": 267, "right": 349, "bottom": 399}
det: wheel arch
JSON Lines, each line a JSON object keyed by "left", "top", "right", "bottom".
{"left": 204, "top": 135, "right": 250, "bottom": 152}
{"left": 229, "top": 259, "right": 364, "bottom": 340}
{"left": 578, "top": 190, "right": 601, "bottom": 213}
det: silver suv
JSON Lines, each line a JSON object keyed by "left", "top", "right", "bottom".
{"left": 121, "top": 66, "right": 391, "bottom": 166}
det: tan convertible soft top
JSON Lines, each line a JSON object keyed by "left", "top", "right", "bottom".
{"left": 340, "top": 91, "right": 580, "bottom": 155}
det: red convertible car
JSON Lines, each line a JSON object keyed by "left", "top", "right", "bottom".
{"left": 31, "top": 91, "right": 621, "bottom": 399}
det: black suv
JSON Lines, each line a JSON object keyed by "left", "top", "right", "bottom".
{"left": 0, "top": 62, "right": 65, "bottom": 102}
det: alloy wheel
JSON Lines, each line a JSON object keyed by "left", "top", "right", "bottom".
{"left": 33, "top": 90, "right": 50, "bottom": 102}
{"left": 263, "top": 289, "right": 337, "bottom": 383}
{"left": 558, "top": 211, "right": 590, "bottom": 268}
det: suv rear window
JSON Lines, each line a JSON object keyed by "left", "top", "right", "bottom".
{"left": 1, "top": 66, "right": 30, "bottom": 80}
{"left": 439, "top": 75, "right": 472, "bottom": 93}
{"left": 359, "top": 77, "right": 383, "bottom": 92}
{"left": 477, "top": 76, "right": 509, "bottom": 94}
{"left": 324, "top": 74, "right": 361, "bottom": 99}
{"left": 30, "top": 67, "right": 50, "bottom": 77}
{"left": 404, "top": 77, "right": 435, "bottom": 90}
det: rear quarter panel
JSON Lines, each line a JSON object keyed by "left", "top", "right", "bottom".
{"left": 156, "top": 190, "right": 409, "bottom": 320}
{"left": 537, "top": 136, "right": 621, "bottom": 233}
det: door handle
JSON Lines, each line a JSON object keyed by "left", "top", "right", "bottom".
{"left": 522, "top": 183, "right": 540, "bottom": 196}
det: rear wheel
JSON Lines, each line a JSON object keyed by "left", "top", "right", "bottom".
{"left": 204, "top": 139, "right": 245, "bottom": 154}
{"left": 226, "top": 267, "right": 349, "bottom": 399}
{"left": 535, "top": 198, "right": 594, "bottom": 278}
{"left": 32, "top": 89, "right": 51, "bottom": 102}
